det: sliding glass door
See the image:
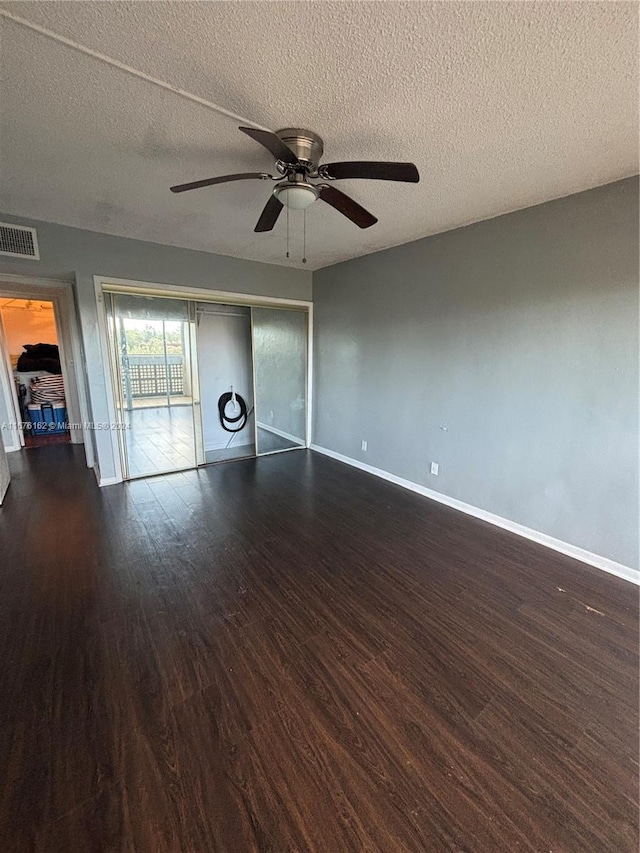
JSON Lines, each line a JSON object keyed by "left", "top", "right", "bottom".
{"left": 106, "top": 293, "right": 199, "bottom": 478}
{"left": 252, "top": 307, "right": 307, "bottom": 455}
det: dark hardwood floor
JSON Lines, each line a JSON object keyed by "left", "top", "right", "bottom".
{"left": 0, "top": 445, "right": 637, "bottom": 852}
{"left": 23, "top": 431, "right": 70, "bottom": 448}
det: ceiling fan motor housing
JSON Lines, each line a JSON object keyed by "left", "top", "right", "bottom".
{"left": 275, "top": 128, "right": 324, "bottom": 172}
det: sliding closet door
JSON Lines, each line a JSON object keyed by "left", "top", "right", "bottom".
{"left": 252, "top": 307, "right": 307, "bottom": 455}
{"left": 108, "top": 293, "right": 198, "bottom": 478}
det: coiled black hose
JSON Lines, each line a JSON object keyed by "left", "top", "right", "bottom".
{"left": 217, "top": 392, "right": 248, "bottom": 433}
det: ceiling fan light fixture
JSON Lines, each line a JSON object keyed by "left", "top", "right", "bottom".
{"left": 274, "top": 182, "right": 319, "bottom": 210}
{"left": 171, "top": 125, "right": 419, "bottom": 234}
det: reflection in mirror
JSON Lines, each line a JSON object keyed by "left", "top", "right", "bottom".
{"left": 252, "top": 308, "right": 306, "bottom": 455}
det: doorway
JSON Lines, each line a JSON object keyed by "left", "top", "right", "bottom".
{"left": 0, "top": 297, "right": 71, "bottom": 450}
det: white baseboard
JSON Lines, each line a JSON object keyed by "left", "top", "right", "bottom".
{"left": 257, "top": 422, "right": 305, "bottom": 446}
{"left": 94, "top": 464, "right": 121, "bottom": 488}
{"left": 310, "top": 444, "right": 639, "bottom": 586}
{"left": 99, "top": 476, "right": 122, "bottom": 487}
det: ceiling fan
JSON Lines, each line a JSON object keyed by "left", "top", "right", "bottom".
{"left": 170, "top": 127, "right": 419, "bottom": 232}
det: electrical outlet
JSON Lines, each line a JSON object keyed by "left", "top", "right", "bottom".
{"left": 361, "top": 440, "right": 368, "bottom": 452}
{"left": 430, "top": 462, "right": 439, "bottom": 476}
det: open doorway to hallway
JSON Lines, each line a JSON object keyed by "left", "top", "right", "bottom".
{"left": 0, "top": 297, "right": 71, "bottom": 451}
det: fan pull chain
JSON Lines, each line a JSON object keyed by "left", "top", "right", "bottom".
{"left": 302, "top": 208, "right": 307, "bottom": 264}
{"left": 286, "top": 204, "right": 290, "bottom": 259}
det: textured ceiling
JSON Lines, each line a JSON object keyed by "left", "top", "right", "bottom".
{"left": 0, "top": 1, "right": 637, "bottom": 270}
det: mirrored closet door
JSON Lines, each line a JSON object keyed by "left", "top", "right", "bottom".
{"left": 252, "top": 307, "right": 307, "bottom": 455}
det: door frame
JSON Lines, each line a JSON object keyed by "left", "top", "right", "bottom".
{"left": 0, "top": 310, "right": 21, "bottom": 452}
{"left": 94, "top": 275, "right": 313, "bottom": 484}
{"left": 0, "top": 274, "right": 93, "bottom": 467}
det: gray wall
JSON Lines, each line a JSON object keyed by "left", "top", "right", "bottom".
{"left": 313, "top": 178, "right": 639, "bottom": 570}
{"left": 0, "top": 213, "right": 311, "bottom": 479}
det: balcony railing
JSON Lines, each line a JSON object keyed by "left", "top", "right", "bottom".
{"left": 121, "top": 355, "right": 189, "bottom": 407}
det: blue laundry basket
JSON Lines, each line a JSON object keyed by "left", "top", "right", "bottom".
{"left": 27, "top": 402, "right": 67, "bottom": 435}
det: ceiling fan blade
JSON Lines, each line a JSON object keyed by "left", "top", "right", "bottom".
{"left": 238, "top": 127, "right": 298, "bottom": 165}
{"left": 321, "top": 161, "right": 420, "bottom": 183}
{"left": 170, "top": 172, "right": 270, "bottom": 193}
{"left": 255, "top": 193, "right": 284, "bottom": 232}
{"left": 318, "top": 185, "right": 377, "bottom": 229}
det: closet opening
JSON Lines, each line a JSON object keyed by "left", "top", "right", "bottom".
{"left": 102, "top": 285, "right": 310, "bottom": 482}
{"left": 196, "top": 303, "right": 256, "bottom": 464}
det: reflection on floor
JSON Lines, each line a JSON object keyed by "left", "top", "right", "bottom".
{"left": 203, "top": 429, "right": 301, "bottom": 464}
{"left": 123, "top": 408, "right": 305, "bottom": 477}
{"left": 257, "top": 427, "right": 303, "bottom": 454}
{"left": 125, "top": 405, "right": 195, "bottom": 478}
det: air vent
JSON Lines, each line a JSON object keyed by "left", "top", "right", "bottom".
{"left": 0, "top": 223, "right": 40, "bottom": 260}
